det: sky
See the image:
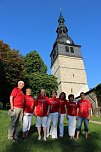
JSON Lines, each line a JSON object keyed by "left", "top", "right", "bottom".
{"left": 0, "top": 0, "right": 101, "bottom": 89}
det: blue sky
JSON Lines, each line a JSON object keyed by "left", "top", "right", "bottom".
{"left": 0, "top": 0, "right": 101, "bottom": 89}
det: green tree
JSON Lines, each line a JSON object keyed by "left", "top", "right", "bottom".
{"left": 0, "top": 40, "right": 24, "bottom": 108}
{"left": 24, "top": 51, "right": 58, "bottom": 97}
{"left": 24, "top": 50, "right": 47, "bottom": 74}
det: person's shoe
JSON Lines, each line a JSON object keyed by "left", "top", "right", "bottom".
{"left": 46, "top": 134, "right": 49, "bottom": 138}
{"left": 52, "top": 138, "right": 56, "bottom": 140}
{"left": 43, "top": 137, "right": 47, "bottom": 141}
{"left": 85, "top": 136, "right": 88, "bottom": 139}
{"left": 14, "top": 137, "right": 22, "bottom": 142}
{"left": 75, "top": 137, "right": 79, "bottom": 140}
{"left": 8, "top": 137, "right": 13, "bottom": 140}
{"left": 69, "top": 136, "right": 73, "bottom": 140}
{"left": 23, "top": 133, "right": 26, "bottom": 139}
{"left": 38, "top": 136, "right": 41, "bottom": 140}
{"left": 59, "top": 136, "right": 63, "bottom": 138}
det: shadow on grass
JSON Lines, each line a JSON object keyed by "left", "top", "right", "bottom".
{"left": 2, "top": 124, "right": 101, "bottom": 152}
{"left": 4, "top": 124, "right": 56, "bottom": 152}
{"left": 58, "top": 126, "right": 101, "bottom": 152}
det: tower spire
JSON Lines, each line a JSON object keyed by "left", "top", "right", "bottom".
{"left": 58, "top": 8, "right": 65, "bottom": 25}
{"left": 56, "top": 11, "right": 74, "bottom": 45}
{"left": 60, "top": 7, "right": 62, "bottom": 18}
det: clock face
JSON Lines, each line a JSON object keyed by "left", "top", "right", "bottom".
{"left": 66, "top": 40, "right": 71, "bottom": 44}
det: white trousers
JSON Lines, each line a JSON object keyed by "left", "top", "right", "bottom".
{"left": 22, "top": 113, "right": 33, "bottom": 132}
{"left": 68, "top": 115, "right": 76, "bottom": 136}
{"left": 47, "top": 112, "right": 58, "bottom": 138}
{"left": 59, "top": 114, "right": 65, "bottom": 137}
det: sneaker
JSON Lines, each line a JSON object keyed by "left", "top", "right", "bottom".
{"left": 8, "top": 137, "right": 13, "bottom": 140}
{"left": 52, "top": 136, "right": 57, "bottom": 139}
{"left": 14, "top": 137, "right": 22, "bottom": 142}
{"left": 38, "top": 136, "right": 41, "bottom": 140}
{"left": 43, "top": 137, "right": 47, "bottom": 141}
{"left": 46, "top": 134, "right": 49, "bottom": 138}
{"left": 12, "top": 139, "right": 16, "bottom": 142}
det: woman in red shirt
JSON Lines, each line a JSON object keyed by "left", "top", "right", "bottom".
{"left": 35, "top": 89, "right": 50, "bottom": 141}
{"left": 22, "top": 88, "right": 35, "bottom": 138}
{"left": 58, "top": 92, "right": 67, "bottom": 137}
{"left": 66, "top": 94, "right": 77, "bottom": 139}
{"left": 47, "top": 91, "right": 60, "bottom": 139}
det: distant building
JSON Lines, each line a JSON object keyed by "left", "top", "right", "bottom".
{"left": 76, "top": 87, "right": 101, "bottom": 115}
{"left": 50, "top": 11, "right": 89, "bottom": 97}
{"left": 76, "top": 88, "right": 97, "bottom": 107}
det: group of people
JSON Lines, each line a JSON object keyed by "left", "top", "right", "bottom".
{"left": 8, "top": 80, "right": 91, "bottom": 142}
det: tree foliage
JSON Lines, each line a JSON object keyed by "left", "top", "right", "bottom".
{"left": 24, "top": 51, "right": 47, "bottom": 74}
{"left": 0, "top": 40, "right": 24, "bottom": 107}
{"left": 24, "top": 51, "right": 58, "bottom": 97}
{"left": 0, "top": 41, "right": 58, "bottom": 108}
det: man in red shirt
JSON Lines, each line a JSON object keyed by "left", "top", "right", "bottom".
{"left": 76, "top": 92, "right": 91, "bottom": 139}
{"left": 8, "top": 81, "right": 24, "bottom": 141}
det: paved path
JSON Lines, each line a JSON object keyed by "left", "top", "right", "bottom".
{"left": 90, "top": 120, "right": 101, "bottom": 125}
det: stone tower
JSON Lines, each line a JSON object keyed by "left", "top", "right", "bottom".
{"left": 50, "top": 11, "right": 89, "bottom": 98}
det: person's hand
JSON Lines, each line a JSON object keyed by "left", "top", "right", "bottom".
{"left": 66, "top": 115, "right": 68, "bottom": 120}
{"left": 87, "top": 115, "right": 91, "bottom": 120}
{"left": 47, "top": 111, "right": 49, "bottom": 116}
{"left": 76, "top": 116, "right": 78, "bottom": 120}
{"left": 58, "top": 113, "right": 61, "bottom": 118}
{"left": 24, "top": 112, "right": 26, "bottom": 116}
{"left": 11, "top": 107, "right": 14, "bottom": 112}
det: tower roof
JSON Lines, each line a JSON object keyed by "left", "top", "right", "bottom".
{"left": 55, "top": 10, "right": 74, "bottom": 45}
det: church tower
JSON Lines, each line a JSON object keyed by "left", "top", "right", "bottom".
{"left": 50, "top": 11, "right": 89, "bottom": 97}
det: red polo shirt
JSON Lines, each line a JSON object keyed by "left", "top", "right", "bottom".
{"left": 11, "top": 87, "right": 24, "bottom": 108}
{"left": 49, "top": 97, "right": 60, "bottom": 113}
{"left": 66, "top": 101, "right": 77, "bottom": 116}
{"left": 77, "top": 99, "right": 91, "bottom": 118}
{"left": 24, "top": 95, "right": 35, "bottom": 114}
{"left": 58, "top": 99, "right": 67, "bottom": 114}
{"left": 35, "top": 95, "right": 49, "bottom": 117}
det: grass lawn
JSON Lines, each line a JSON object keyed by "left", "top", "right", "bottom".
{"left": 90, "top": 115, "right": 101, "bottom": 121}
{"left": 0, "top": 110, "right": 101, "bottom": 152}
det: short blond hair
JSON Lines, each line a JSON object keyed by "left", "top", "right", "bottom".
{"left": 26, "top": 88, "right": 32, "bottom": 92}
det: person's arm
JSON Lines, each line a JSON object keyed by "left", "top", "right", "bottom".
{"left": 66, "top": 101, "right": 68, "bottom": 120}
{"left": 35, "top": 97, "right": 38, "bottom": 106}
{"left": 47, "top": 105, "right": 50, "bottom": 116}
{"left": 76, "top": 101, "right": 79, "bottom": 120}
{"left": 87, "top": 108, "right": 91, "bottom": 120}
{"left": 66, "top": 108, "right": 68, "bottom": 120}
{"left": 87, "top": 100, "right": 91, "bottom": 120}
{"left": 58, "top": 99, "right": 61, "bottom": 116}
{"left": 10, "top": 96, "right": 14, "bottom": 111}
{"left": 76, "top": 107, "right": 79, "bottom": 120}
{"left": 46, "top": 97, "right": 50, "bottom": 116}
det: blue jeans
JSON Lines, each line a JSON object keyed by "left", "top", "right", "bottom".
{"left": 77, "top": 116, "right": 89, "bottom": 132}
